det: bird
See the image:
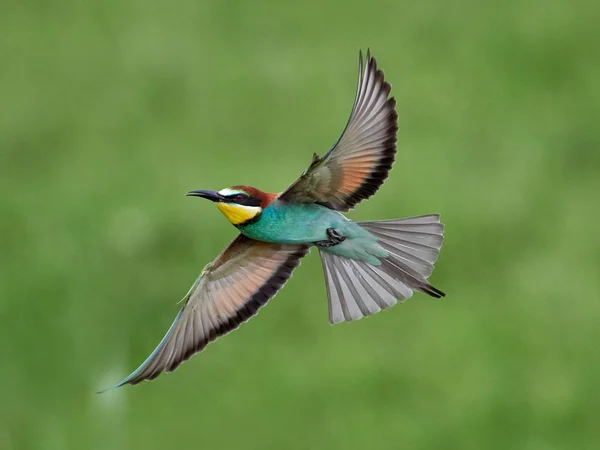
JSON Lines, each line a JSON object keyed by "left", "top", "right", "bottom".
{"left": 104, "top": 50, "right": 445, "bottom": 390}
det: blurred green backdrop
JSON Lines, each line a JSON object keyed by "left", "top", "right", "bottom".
{"left": 1, "top": 0, "right": 599, "bottom": 449}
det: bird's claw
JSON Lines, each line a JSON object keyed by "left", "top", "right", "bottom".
{"left": 315, "top": 228, "right": 346, "bottom": 247}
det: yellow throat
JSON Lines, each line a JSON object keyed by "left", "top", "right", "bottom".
{"left": 216, "top": 203, "right": 261, "bottom": 225}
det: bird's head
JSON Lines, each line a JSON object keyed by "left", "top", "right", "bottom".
{"left": 186, "top": 185, "right": 277, "bottom": 226}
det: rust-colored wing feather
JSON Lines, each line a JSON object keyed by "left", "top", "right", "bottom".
{"left": 109, "top": 235, "right": 309, "bottom": 387}
{"left": 279, "top": 50, "right": 398, "bottom": 212}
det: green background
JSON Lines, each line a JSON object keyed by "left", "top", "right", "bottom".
{"left": 2, "top": 0, "right": 599, "bottom": 449}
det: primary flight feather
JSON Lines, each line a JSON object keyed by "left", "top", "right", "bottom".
{"left": 104, "top": 50, "right": 445, "bottom": 389}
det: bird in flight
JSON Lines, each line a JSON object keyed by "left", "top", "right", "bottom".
{"left": 104, "top": 50, "right": 445, "bottom": 390}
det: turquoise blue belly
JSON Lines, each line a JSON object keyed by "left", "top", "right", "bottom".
{"left": 238, "top": 202, "right": 345, "bottom": 244}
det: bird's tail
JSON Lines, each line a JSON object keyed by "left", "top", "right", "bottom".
{"left": 319, "top": 214, "right": 445, "bottom": 324}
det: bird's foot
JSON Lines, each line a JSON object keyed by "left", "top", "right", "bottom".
{"left": 315, "top": 228, "right": 346, "bottom": 247}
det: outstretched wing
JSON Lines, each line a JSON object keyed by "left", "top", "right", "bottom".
{"left": 107, "top": 235, "right": 309, "bottom": 388}
{"left": 279, "top": 50, "right": 398, "bottom": 212}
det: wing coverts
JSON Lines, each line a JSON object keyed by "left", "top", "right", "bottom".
{"left": 114, "top": 235, "right": 309, "bottom": 386}
{"left": 280, "top": 50, "right": 398, "bottom": 212}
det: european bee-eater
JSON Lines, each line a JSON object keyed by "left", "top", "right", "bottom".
{"left": 107, "top": 50, "right": 445, "bottom": 389}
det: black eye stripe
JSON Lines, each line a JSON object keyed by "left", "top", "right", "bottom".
{"left": 224, "top": 194, "right": 261, "bottom": 207}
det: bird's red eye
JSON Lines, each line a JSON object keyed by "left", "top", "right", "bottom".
{"left": 234, "top": 194, "right": 245, "bottom": 202}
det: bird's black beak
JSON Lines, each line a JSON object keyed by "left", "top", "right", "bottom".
{"left": 186, "top": 190, "right": 223, "bottom": 202}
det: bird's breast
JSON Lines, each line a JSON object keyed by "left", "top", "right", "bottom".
{"left": 238, "top": 202, "right": 344, "bottom": 244}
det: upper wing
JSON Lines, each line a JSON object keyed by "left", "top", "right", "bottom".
{"left": 279, "top": 50, "right": 398, "bottom": 212}
{"left": 108, "top": 234, "right": 309, "bottom": 388}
